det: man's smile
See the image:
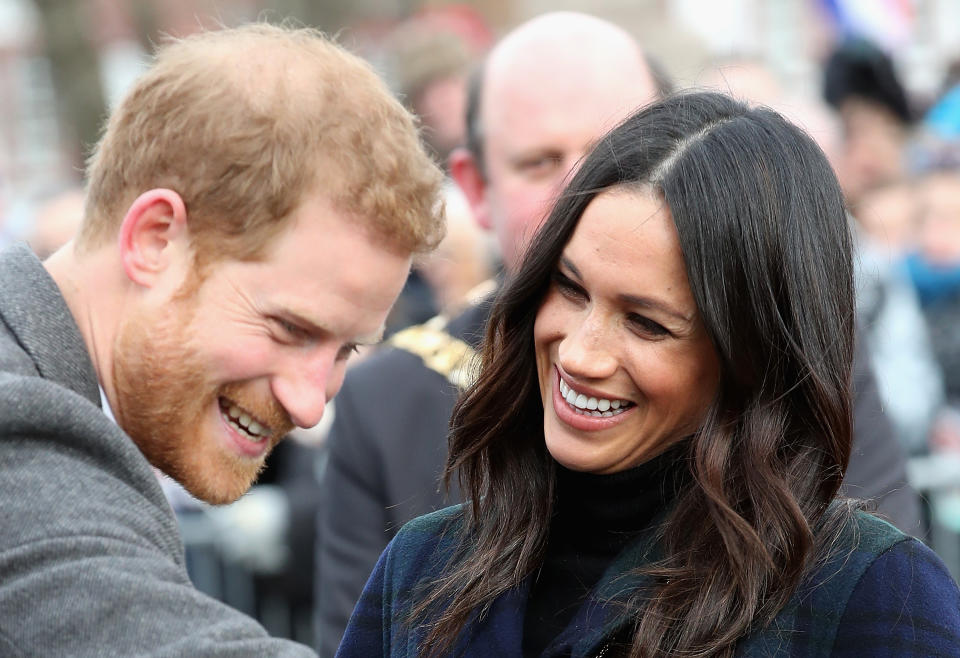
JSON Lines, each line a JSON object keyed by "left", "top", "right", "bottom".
{"left": 218, "top": 396, "right": 271, "bottom": 443}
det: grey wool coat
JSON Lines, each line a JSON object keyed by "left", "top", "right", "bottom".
{"left": 0, "top": 244, "right": 316, "bottom": 657}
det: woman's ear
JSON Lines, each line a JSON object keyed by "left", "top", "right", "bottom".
{"left": 449, "top": 147, "right": 493, "bottom": 231}
{"left": 117, "top": 189, "right": 189, "bottom": 287}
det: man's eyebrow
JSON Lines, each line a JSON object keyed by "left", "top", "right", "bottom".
{"left": 508, "top": 147, "right": 563, "bottom": 163}
{"left": 274, "top": 310, "right": 385, "bottom": 345}
{"left": 559, "top": 256, "right": 693, "bottom": 324}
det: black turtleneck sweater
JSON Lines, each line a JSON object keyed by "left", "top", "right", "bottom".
{"left": 522, "top": 451, "right": 684, "bottom": 657}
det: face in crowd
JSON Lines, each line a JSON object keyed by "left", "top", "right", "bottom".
{"left": 113, "top": 192, "right": 412, "bottom": 504}
{"left": 67, "top": 25, "right": 444, "bottom": 504}
{"left": 495, "top": 92, "right": 853, "bottom": 477}
{"left": 835, "top": 98, "right": 907, "bottom": 205}
{"left": 533, "top": 188, "right": 719, "bottom": 473}
{"left": 450, "top": 12, "right": 659, "bottom": 272}
{"left": 917, "top": 170, "right": 960, "bottom": 267}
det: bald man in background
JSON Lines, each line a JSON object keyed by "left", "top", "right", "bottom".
{"left": 315, "top": 13, "right": 661, "bottom": 654}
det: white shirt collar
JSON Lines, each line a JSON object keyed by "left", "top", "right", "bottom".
{"left": 99, "top": 385, "right": 116, "bottom": 424}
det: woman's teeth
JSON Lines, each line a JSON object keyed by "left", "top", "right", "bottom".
{"left": 221, "top": 401, "right": 269, "bottom": 442}
{"left": 559, "top": 377, "right": 632, "bottom": 418}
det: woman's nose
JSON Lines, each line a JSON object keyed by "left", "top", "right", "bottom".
{"left": 557, "top": 314, "right": 618, "bottom": 380}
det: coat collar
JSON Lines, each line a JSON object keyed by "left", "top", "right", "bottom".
{"left": 455, "top": 511, "right": 666, "bottom": 657}
{"left": 566, "top": 512, "right": 664, "bottom": 656}
{"left": 0, "top": 243, "right": 101, "bottom": 406}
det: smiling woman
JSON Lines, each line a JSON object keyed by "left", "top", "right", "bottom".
{"left": 336, "top": 92, "right": 960, "bottom": 657}
{"left": 534, "top": 189, "right": 719, "bottom": 475}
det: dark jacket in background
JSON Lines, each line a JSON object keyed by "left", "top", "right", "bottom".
{"left": 316, "top": 301, "right": 487, "bottom": 655}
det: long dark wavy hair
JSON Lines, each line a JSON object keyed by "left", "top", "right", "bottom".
{"left": 415, "top": 92, "right": 855, "bottom": 657}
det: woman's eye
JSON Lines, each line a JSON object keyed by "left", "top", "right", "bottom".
{"left": 336, "top": 343, "right": 360, "bottom": 361}
{"left": 629, "top": 314, "right": 669, "bottom": 338}
{"left": 552, "top": 271, "right": 586, "bottom": 300}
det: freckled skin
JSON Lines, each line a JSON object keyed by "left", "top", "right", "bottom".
{"left": 534, "top": 188, "right": 720, "bottom": 474}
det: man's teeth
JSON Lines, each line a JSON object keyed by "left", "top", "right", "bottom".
{"left": 558, "top": 377, "right": 631, "bottom": 417}
{"left": 223, "top": 403, "right": 268, "bottom": 442}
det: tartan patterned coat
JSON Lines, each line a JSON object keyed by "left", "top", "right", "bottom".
{"left": 338, "top": 505, "right": 960, "bottom": 657}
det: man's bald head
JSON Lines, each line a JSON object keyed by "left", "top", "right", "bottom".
{"left": 484, "top": 12, "right": 652, "bottom": 115}
{"left": 452, "top": 12, "right": 659, "bottom": 270}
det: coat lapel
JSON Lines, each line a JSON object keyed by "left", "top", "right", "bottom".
{"left": 0, "top": 244, "right": 100, "bottom": 406}
{"left": 565, "top": 521, "right": 664, "bottom": 657}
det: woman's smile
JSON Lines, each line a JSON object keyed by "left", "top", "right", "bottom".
{"left": 551, "top": 366, "right": 637, "bottom": 432}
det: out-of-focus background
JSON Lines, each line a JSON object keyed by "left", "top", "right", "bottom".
{"left": 4, "top": 0, "right": 960, "bottom": 246}
{"left": 6, "top": 0, "right": 960, "bottom": 651}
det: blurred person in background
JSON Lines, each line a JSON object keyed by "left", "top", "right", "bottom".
{"left": 854, "top": 179, "right": 919, "bottom": 253}
{"left": 315, "top": 12, "right": 662, "bottom": 654}
{"left": 823, "top": 37, "right": 914, "bottom": 209}
{"left": 913, "top": 168, "right": 960, "bottom": 450}
{"left": 908, "top": 94, "right": 960, "bottom": 450}
{"left": 375, "top": 9, "right": 491, "bottom": 336}
{"left": 380, "top": 12, "right": 484, "bottom": 166}
{"left": 0, "top": 23, "right": 444, "bottom": 657}
{"left": 703, "top": 56, "right": 927, "bottom": 494}
{"left": 853, "top": 179, "right": 946, "bottom": 455}
{"left": 417, "top": 183, "right": 495, "bottom": 317}
{"left": 814, "top": 42, "right": 945, "bottom": 454}
{"left": 26, "top": 185, "right": 85, "bottom": 259}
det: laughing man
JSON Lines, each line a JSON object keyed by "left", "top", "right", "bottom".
{"left": 0, "top": 24, "right": 443, "bottom": 656}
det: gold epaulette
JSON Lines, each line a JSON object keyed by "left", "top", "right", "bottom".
{"left": 388, "top": 315, "right": 479, "bottom": 389}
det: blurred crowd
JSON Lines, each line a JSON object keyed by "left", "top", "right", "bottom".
{"left": 822, "top": 38, "right": 960, "bottom": 458}
{"left": 4, "top": 1, "right": 960, "bottom": 653}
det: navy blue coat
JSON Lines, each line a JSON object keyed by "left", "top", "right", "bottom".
{"left": 338, "top": 505, "right": 960, "bottom": 657}
{"left": 318, "top": 292, "right": 921, "bottom": 655}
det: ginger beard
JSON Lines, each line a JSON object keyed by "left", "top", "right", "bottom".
{"left": 113, "top": 284, "right": 293, "bottom": 505}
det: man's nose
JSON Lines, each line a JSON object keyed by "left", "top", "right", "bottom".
{"left": 270, "top": 350, "right": 338, "bottom": 429}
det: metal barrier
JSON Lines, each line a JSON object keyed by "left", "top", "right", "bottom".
{"left": 908, "top": 454, "right": 960, "bottom": 580}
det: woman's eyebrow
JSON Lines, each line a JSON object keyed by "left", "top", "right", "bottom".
{"left": 561, "top": 256, "right": 693, "bottom": 324}
{"left": 559, "top": 256, "right": 582, "bottom": 280}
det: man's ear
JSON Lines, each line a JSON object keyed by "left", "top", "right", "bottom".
{"left": 117, "top": 189, "right": 189, "bottom": 287}
{"left": 449, "top": 147, "right": 493, "bottom": 231}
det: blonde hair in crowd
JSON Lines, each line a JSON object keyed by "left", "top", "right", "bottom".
{"left": 80, "top": 23, "right": 445, "bottom": 263}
